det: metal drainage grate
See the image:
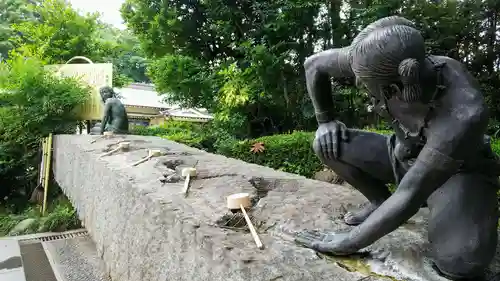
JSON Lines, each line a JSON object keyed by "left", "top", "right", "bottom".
{"left": 20, "top": 241, "right": 58, "bottom": 281}
{"left": 18, "top": 229, "right": 89, "bottom": 245}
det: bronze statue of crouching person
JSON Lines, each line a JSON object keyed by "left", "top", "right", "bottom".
{"left": 296, "top": 16, "right": 500, "bottom": 280}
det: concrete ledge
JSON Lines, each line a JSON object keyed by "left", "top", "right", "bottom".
{"left": 51, "top": 134, "right": 500, "bottom": 281}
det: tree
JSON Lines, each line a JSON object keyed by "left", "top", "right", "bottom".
{"left": 0, "top": 0, "right": 37, "bottom": 60}
{"left": 123, "top": 0, "right": 500, "bottom": 137}
{"left": 95, "top": 25, "right": 150, "bottom": 84}
{"left": 122, "top": 0, "right": 330, "bottom": 137}
{"left": 0, "top": 56, "right": 90, "bottom": 202}
{"left": 9, "top": 0, "right": 149, "bottom": 87}
{"left": 10, "top": 0, "right": 99, "bottom": 64}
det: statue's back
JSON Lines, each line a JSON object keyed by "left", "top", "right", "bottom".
{"left": 106, "top": 98, "right": 129, "bottom": 133}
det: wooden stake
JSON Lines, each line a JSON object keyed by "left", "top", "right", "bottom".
{"left": 42, "top": 133, "right": 53, "bottom": 216}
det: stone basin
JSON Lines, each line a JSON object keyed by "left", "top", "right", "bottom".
{"left": 52, "top": 134, "right": 500, "bottom": 281}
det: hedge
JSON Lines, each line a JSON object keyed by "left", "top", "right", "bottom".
{"left": 217, "top": 131, "right": 322, "bottom": 178}
{"left": 130, "top": 121, "right": 211, "bottom": 150}
{"left": 131, "top": 122, "right": 500, "bottom": 179}
{"left": 215, "top": 129, "right": 386, "bottom": 178}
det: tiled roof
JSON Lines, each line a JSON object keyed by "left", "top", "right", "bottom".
{"left": 115, "top": 85, "right": 171, "bottom": 109}
{"left": 116, "top": 83, "right": 214, "bottom": 120}
{"left": 160, "top": 108, "right": 214, "bottom": 120}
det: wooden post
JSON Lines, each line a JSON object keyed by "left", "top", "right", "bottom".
{"left": 42, "top": 133, "right": 53, "bottom": 216}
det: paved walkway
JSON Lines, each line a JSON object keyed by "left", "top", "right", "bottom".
{"left": 0, "top": 230, "right": 109, "bottom": 281}
{"left": 0, "top": 239, "right": 25, "bottom": 281}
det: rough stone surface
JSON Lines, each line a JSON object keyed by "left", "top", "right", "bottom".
{"left": 0, "top": 239, "right": 25, "bottom": 281}
{"left": 52, "top": 134, "right": 500, "bottom": 281}
{"left": 43, "top": 235, "right": 110, "bottom": 281}
{"left": 313, "top": 168, "right": 344, "bottom": 184}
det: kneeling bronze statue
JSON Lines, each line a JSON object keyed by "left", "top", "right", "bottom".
{"left": 296, "top": 16, "right": 500, "bottom": 280}
{"left": 99, "top": 86, "right": 129, "bottom": 134}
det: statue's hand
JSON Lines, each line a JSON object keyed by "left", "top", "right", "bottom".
{"left": 294, "top": 230, "right": 356, "bottom": 256}
{"left": 315, "top": 120, "right": 349, "bottom": 159}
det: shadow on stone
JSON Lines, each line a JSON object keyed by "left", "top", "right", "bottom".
{"left": 214, "top": 179, "right": 269, "bottom": 233}
{"left": 215, "top": 213, "right": 265, "bottom": 233}
{"left": 163, "top": 159, "right": 184, "bottom": 170}
{"left": 248, "top": 177, "right": 271, "bottom": 207}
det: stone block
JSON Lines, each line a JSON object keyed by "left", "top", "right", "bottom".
{"left": 52, "top": 135, "right": 500, "bottom": 281}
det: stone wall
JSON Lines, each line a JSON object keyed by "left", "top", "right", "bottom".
{"left": 51, "top": 134, "right": 500, "bottom": 281}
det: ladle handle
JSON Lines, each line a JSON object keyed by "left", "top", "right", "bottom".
{"left": 183, "top": 174, "right": 191, "bottom": 196}
{"left": 240, "top": 204, "right": 264, "bottom": 249}
{"left": 100, "top": 146, "right": 120, "bottom": 158}
{"left": 91, "top": 136, "right": 103, "bottom": 144}
{"left": 131, "top": 155, "right": 152, "bottom": 166}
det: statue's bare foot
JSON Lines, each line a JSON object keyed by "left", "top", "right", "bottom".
{"left": 343, "top": 203, "right": 380, "bottom": 226}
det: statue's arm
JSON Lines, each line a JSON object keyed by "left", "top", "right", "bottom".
{"left": 343, "top": 89, "right": 488, "bottom": 251}
{"left": 304, "top": 48, "right": 352, "bottom": 124}
{"left": 100, "top": 101, "right": 112, "bottom": 134}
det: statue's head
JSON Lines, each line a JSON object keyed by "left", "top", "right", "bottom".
{"left": 350, "top": 24, "right": 426, "bottom": 102}
{"left": 319, "top": 16, "right": 428, "bottom": 103}
{"left": 99, "top": 86, "right": 115, "bottom": 102}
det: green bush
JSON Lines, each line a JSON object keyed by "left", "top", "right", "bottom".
{"left": 132, "top": 124, "right": 321, "bottom": 177}
{"left": 131, "top": 121, "right": 202, "bottom": 136}
{"left": 133, "top": 122, "right": 500, "bottom": 180}
{"left": 0, "top": 56, "right": 90, "bottom": 202}
{"left": 39, "top": 199, "right": 81, "bottom": 232}
{"left": 491, "top": 139, "right": 500, "bottom": 155}
{"left": 217, "top": 131, "right": 321, "bottom": 178}
{"left": 0, "top": 197, "right": 81, "bottom": 236}
{"left": 131, "top": 121, "right": 218, "bottom": 150}
{"left": 216, "top": 128, "right": 500, "bottom": 180}
{"left": 215, "top": 129, "right": 394, "bottom": 178}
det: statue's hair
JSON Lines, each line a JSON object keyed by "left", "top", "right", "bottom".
{"left": 351, "top": 24, "right": 425, "bottom": 101}
{"left": 310, "top": 16, "right": 417, "bottom": 81}
{"left": 305, "top": 16, "right": 425, "bottom": 102}
{"left": 350, "top": 16, "right": 416, "bottom": 47}
{"left": 398, "top": 58, "right": 422, "bottom": 102}
{"left": 99, "top": 86, "right": 115, "bottom": 101}
{"left": 349, "top": 16, "right": 417, "bottom": 90}
{"left": 99, "top": 86, "right": 113, "bottom": 95}
{"left": 351, "top": 24, "right": 425, "bottom": 78}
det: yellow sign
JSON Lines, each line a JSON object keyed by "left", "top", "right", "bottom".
{"left": 45, "top": 63, "right": 113, "bottom": 120}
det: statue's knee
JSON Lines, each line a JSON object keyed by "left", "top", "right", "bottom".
{"left": 433, "top": 255, "right": 486, "bottom": 279}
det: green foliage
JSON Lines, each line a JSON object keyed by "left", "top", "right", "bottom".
{"left": 122, "top": 0, "right": 324, "bottom": 137}
{"left": 123, "top": 0, "right": 500, "bottom": 138}
{"left": 0, "top": 56, "right": 90, "bottom": 200}
{"left": 0, "top": 0, "right": 35, "bottom": 60}
{"left": 94, "top": 25, "right": 149, "bottom": 86}
{"left": 8, "top": 0, "right": 148, "bottom": 86}
{"left": 147, "top": 55, "right": 214, "bottom": 109}
{"left": 0, "top": 197, "right": 81, "bottom": 236}
{"left": 39, "top": 199, "right": 80, "bottom": 233}
{"left": 130, "top": 121, "right": 210, "bottom": 150}
{"left": 0, "top": 214, "right": 22, "bottom": 235}
{"left": 222, "top": 131, "right": 321, "bottom": 177}
{"left": 205, "top": 130, "right": 322, "bottom": 178}
{"left": 491, "top": 139, "right": 500, "bottom": 156}
{"left": 10, "top": 0, "right": 99, "bottom": 64}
